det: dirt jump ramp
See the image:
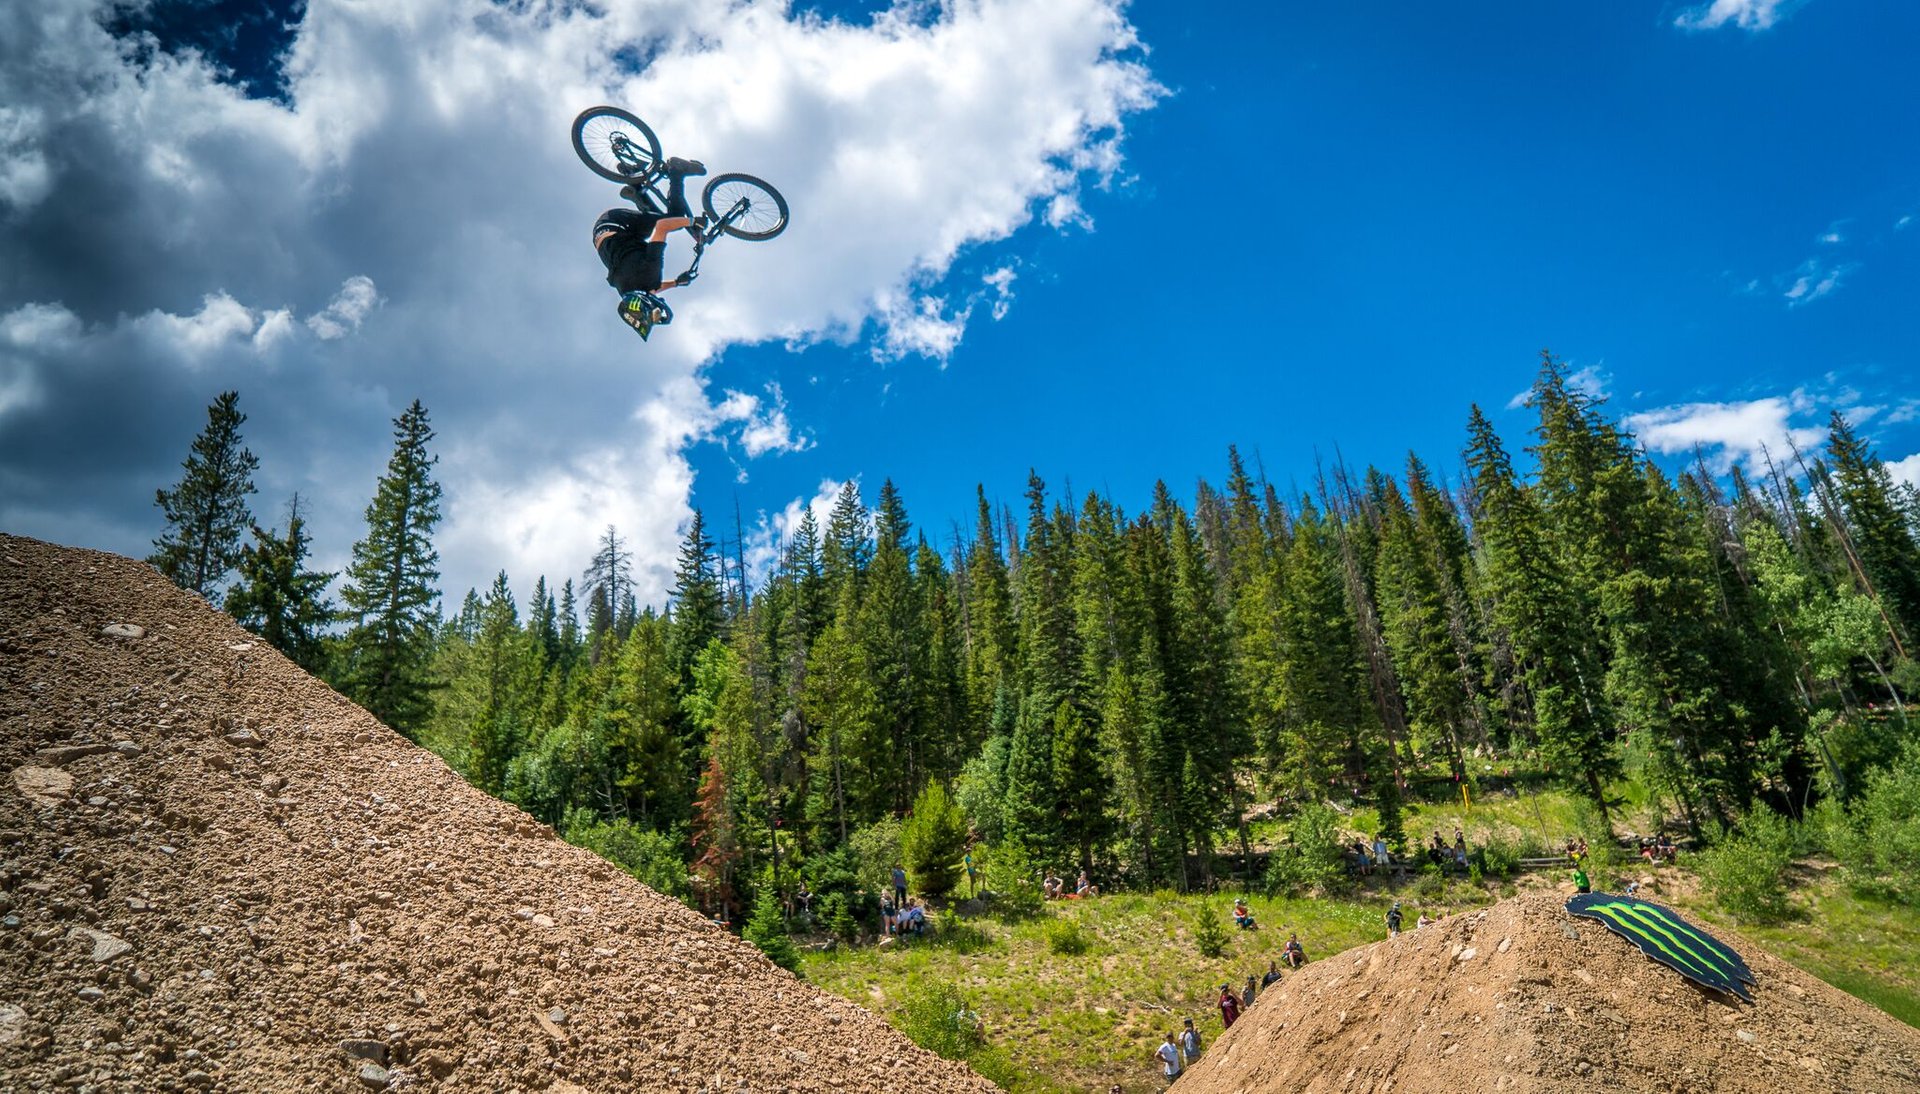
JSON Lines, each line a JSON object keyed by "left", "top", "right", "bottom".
{"left": 1173, "top": 890, "right": 1920, "bottom": 1094}
{"left": 0, "top": 534, "right": 996, "bottom": 1093}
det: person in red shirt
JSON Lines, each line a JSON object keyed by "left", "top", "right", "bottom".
{"left": 1217, "top": 982, "right": 1241, "bottom": 1028}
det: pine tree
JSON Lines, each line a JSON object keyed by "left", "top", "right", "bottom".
{"left": 338, "top": 400, "right": 443, "bottom": 738}
{"left": 668, "top": 509, "right": 727, "bottom": 689}
{"left": 225, "top": 495, "right": 333, "bottom": 673}
{"left": 1824, "top": 412, "right": 1920, "bottom": 653}
{"left": 150, "top": 390, "right": 259, "bottom": 603}
{"left": 1464, "top": 402, "right": 1618, "bottom": 817}
{"left": 583, "top": 526, "right": 634, "bottom": 655}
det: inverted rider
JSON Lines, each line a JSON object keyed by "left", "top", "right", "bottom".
{"left": 592, "top": 156, "right": 708, "bottom": 331}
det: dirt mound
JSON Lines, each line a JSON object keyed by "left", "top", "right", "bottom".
{"left": 0, "top": 534, "right": 994, "bottom": 1093}
{"left": 1174, "top": 891, "right": 1920, "bottom": 1094}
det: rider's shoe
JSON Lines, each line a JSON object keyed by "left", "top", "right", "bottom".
{"left": 619, "top": 184, "right": 643, "bottom": 204}
{"left": 686, "top": 214, "right": 710, "bottom": 240}
{"left": 665, "top": 157, "right": 707, "bottom": 177}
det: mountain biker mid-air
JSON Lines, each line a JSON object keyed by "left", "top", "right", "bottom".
{"left": 592, "top": 156, "right": 708, "bottom": 328}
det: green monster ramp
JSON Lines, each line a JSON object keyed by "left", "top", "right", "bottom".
{"left": 1564, "top": 893, "right": 1756, "bottom": 1002}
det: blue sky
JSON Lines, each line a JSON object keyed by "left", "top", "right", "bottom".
{"left": 696, "top": 0, "right": 1920, "bottom": 562}
{"left": 2, "top": 0, "right": 1915, "bottom": 604}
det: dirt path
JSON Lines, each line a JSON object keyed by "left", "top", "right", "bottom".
{"left": 0, "top": 534, "right": 996, "bottom": 1093}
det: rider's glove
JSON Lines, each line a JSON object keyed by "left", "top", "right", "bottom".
{"left": 676, "top": 270, "right": 698, "bottom": 287}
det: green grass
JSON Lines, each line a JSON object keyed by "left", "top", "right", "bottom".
{"left": 1678, "top": 867, "right": 1920, "bottom": 1030}
{"left": 801, "top": 888, "right": 1468, "bottom": 1092}
{"left": 800, "top": 787, "right": 1920, "bottom": 1090}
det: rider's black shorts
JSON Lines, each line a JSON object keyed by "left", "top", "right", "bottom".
{"left": 594, "top": 207, "right": 666, "bottom": 293}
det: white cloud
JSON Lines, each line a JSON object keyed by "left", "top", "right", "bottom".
{"left": 1624, "top": 390, "right": 1826, "bottom": 472}
{"left": 1782, "top": 259, "right": 1856, "bottom": 307}
{"left": 984, "top": 266, "right": 1018, "bottom": 320}
{"left": 1505, "top": 363, "right": 1610, "bottom": 410}
{"left": 1887, "top": 453, "right": 1920, "bottom": 491}
{"left": 1899, "top": 214, "right": 1914, "bottom": 231}
{"left": 742, "top": 477, "right": 846, "bottom": 589}
{"left": 0, "top": 0, "right": 1161, "bottom": 606}
{"left": 872, "top": 291, "right": 971, "bottom": 363}
{"left": 1674, "top": 0, "right": 1803, "bottom": 31}
{"left": 305, "top": 276, "right": 381, "bottom": 340}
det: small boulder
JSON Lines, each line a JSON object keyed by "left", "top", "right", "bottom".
{"left": 35, "top": 744, "right": 113, "bottom": 766}
{"left": 224, "top": 729, "right": 265, "bottom": 749}
{"left": 11, "top": 766, "right": 74, "bottom": 806}
{"left": 339, "top": 1039, "right": 389, "bottom": 1065}
{"left": 100, "top": 623, "right": 146, "bottom": 640}
{"left": 67, "top": 926, "right": 134, "bottom": 962}
{"left": 357, "top": 1062, "right": 391, "bottom": 1089}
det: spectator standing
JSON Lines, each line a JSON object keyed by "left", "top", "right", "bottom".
{"left": 1573, "top": 865, "right": 1591, "bottom": 894}
{"left": 1242, "top": 975, "right": 1258, "bottom": 1010}
{"left": 1373, "top": 834, "right": 1390, "bottom": 872}
{"left": 1180, "top": 1017, "right": 1202, "bottom": 1063}
{"left": 1155, "top": 1032, "right": 1184, "bottom": 1082}
{"left": 1218, "top": 982, "right": 1241, "bottom": 1028}
{"left": 1386, "top": 901, "right": 1403, "bottom": 937}
{"left": 1261, "top": 959, "right": 1281, "bottom": 987}
{"left": 891, "top": 863, "right": 908, "bottom": 909}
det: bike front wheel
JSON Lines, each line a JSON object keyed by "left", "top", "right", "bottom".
{"left": 572, "top": 106, "right": 662, "bottom": 184}
{"left": 701, "top": 173, "right": 789, "bottom": 241}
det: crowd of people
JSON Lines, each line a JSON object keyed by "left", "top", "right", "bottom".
{"left": 1146, "top": 917, "right": 1312, "bottom": 1084}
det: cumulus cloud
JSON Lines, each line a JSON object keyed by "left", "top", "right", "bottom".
{"left": 306, "top": 276, "right": 381, "bottom": 340}
{"left": 1674, "top": 0, "right": 1805, "bottom": 31}
{"left": 1887, "top": 453, "right": 1920, "bottom": 491}
{"left": 1624, "top": 390, "right": 1826, "bottom": 472}
{"left": 0, "top": 0, "right": 1161, "bottom": 605}
{"left": 742, "top": 477, "right": 846, "bottom": 589}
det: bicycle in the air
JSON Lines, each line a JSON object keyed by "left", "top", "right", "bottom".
{"left": 572, "top": 106, "right": 790, "bottom": 337}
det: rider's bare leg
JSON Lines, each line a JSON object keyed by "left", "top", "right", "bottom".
{"left": 649, "top": 217, "right": 692, "bottom": 242}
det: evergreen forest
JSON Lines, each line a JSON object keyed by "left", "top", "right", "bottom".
{"left": 149, "top": 355, "right": 1920, "bottom": 929}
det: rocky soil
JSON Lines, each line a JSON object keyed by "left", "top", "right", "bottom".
{"left": 1174, "top": 890, "right": 1920, "bottom": 1093}
{"left": 0, "top": 534, "right": 996, "bottom": 1094}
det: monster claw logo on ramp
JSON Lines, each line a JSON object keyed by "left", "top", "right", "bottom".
{"left": 1565, "top": 893, "right": 1756, "bottom": 1002}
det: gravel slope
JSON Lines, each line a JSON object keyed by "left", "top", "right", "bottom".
{"left": 0, "top": 533, "right": 997, "bottom": 1094}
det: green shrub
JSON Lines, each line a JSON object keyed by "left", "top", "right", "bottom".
{"left": 1046, "top": 917, "right": 1091, "bottom": 956}
{"left": 1192, "top": 908, "right": 1229, "bottom": 958}
{"left": 743, "top": 887, "right": 803, "bottom": 975}
{"left": 1479, "top": 836, "right": 1522, "bottom": 880}
{"left": 822, "top": 892, "right": 857, "bottom": 945}
{"left": 1694, "top": 805, "right": 1796, "bottom": 925}
{"left": 976, "top": 842, "right": 1044, "bottom": 919}
{"left": 1829, "top": 737, "right": 1920, "bottom": 904}
{"left": 1415, "top": 862, "right": 1446, "bottom": 901}
{"left": 900, "top": 980, "right": 989, "bottom": 1060}
{"left": 1261, "top": 802, "right": 1351, "bottom": 897}
{"left": 562, "top": 812, "right": 690, "bottom": 900}
{"left": 850, "top": 817, "right": 905, "bottom": 896}
{"left": 901, "top": 780, "right": 969, "bottom": 899}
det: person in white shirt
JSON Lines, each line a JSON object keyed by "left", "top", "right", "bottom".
{"left": 1155, "top": 1031, "right": 1184, "bottom": 1081}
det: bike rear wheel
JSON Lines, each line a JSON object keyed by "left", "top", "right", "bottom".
{"left": 701, "top": 173, "right": 789, "bottom": 241}
{"left": 572, "top": 106, "right": 662, "bottom": 184}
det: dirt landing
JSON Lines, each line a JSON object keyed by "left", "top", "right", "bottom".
{"left": 0, "top": 534, "right": 995, "bottom": 1094}
{"left": 1173, "top": 891, "right": 1920, "bottom": 1094}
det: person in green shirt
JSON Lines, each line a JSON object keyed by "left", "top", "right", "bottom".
{"left": 1573, "top": 865, "right": 1591, "bottom": 894}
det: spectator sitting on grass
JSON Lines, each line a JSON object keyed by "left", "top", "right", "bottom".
{"left": 1044, "top": 870, "right": 1064, "bottom": 900}
{"left": 1416, "top": 910, "right": 1432, "bottom": 930}
{"left": 1076, "top": 869, "right": 1099, "bottom": 898}
{"left": 1282, "top": 931, "right": 1307, "bottom": 969}
{"left": 1232, "top": 898, "right": 1257, "bottom": 930}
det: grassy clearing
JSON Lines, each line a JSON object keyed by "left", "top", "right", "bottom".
{"left": 800, "top": 787, "right": 1919, "bottom": 1090}
{"left": 801, "top": 885, "right": 1483, "bottom": 1092}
